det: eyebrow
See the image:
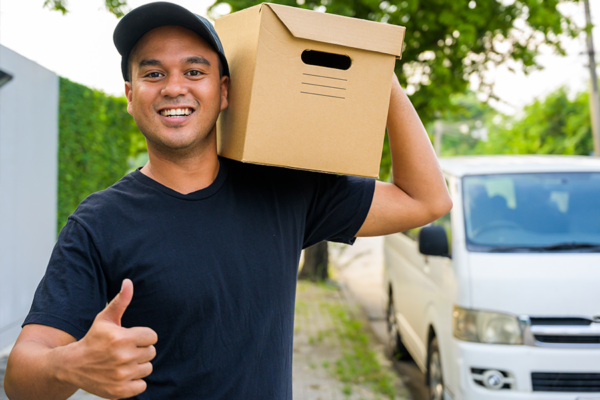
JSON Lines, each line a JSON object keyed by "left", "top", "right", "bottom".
{"left": 138, "top": 59, "right": 161, "bottom": 69}
{"left": 138, "top": 56, "right": 211, "bottom": 70}
{"left": 184, "top": 56, "right": 211, "bottom": 67}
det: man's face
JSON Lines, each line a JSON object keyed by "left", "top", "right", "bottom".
{"left": 125, "top": 25, "right": 229, "bottom": 155}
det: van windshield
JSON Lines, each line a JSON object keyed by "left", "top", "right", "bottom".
{"left": 463, "top": 173, "right": 600, "bottom": 252}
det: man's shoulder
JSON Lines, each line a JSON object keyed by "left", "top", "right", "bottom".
{"left": 224, "top": 157, "right": 326, "bottom": 188}
{"left": 70, "top": 173, "right": 140, "bottom": 222}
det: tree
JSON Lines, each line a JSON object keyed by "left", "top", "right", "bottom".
{"left": 44, "top": 0, "right": 128, "bottom": 17}
{"left": 209, "top": 0, "right": 579, "bottom": 280}
{"left": 476, "top": 87, "right": 593, "bottom": 155}
{"left": 428, "top": 91, "right": 496, "bottom": 157}
{"left": 298, "top": 242, "right": 329, "bottom": 281}
{"left": 210, "top": 0, "right": 579, "bottom": 139}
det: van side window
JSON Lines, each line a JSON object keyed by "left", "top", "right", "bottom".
{"left": 433, "top": 178, "right": 453, "bottom": 254}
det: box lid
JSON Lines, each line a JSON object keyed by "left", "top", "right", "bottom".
{"left": 263, "top": 3, "right": 405, "bottom": 58}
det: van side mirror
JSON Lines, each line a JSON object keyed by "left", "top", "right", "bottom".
{"left": 419, "top": 226, "right": 450, "bottom": 257}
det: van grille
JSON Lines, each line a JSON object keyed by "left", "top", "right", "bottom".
{"left": 530, "top": 317, "right": 592, "bottom": 326}
{"left": 534, "top": 335, "right": 600, "bottom": 344}
{"left": 532, "top": 372, "right": 600, "bottom": 392}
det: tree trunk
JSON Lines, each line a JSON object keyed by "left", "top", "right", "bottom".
{"left": 298, "top": 241, "right": 328, "bottom": 282}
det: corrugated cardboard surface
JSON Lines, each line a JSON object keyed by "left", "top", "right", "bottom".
{"left": 267, "top": 4, "right": 404, "bottom": 57}
{"left": 215, "top": 6, "right": 262, "bottom": 161}
{"left": 216, "top": 3, "right": 405, "bottom": 178}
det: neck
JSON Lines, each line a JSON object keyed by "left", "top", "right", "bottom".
{"left": 140, "top": 131, "right": 220, "bottom": 195}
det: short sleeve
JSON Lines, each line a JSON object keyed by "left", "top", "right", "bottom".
{"left": 303, "top": 174, "right": 375, "bottom": 248}
{"left": 23, "top": 217, "right": 108, "bottom": 340}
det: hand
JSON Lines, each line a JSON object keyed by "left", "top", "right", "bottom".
{"left": 62, "top": 279, "right": 157, "bottom": 399}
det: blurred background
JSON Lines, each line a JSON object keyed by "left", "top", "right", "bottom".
{"left": 1, "top": 1, "right": 600, "bottom": 399}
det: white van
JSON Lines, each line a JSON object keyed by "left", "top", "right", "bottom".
{"left": 383, "top": 156, "right": 600, "bottom": 400}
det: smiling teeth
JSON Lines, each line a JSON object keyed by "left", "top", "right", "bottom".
{"left": 160, "top": 108, "right": 193, "bottom": 117}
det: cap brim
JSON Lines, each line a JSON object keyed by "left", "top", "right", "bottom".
{"left": 113, "top": 2, "right": 228, "bottom": 80}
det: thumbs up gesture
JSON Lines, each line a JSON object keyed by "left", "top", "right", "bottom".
{"left": 65, "top": 279, "right": 157, "bottom": 399}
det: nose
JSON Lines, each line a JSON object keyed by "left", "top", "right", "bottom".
{"left": 160, "top": 73, "right": 189, "bottom": 98}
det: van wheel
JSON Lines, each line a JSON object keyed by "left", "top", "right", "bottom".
{"left": 428, "top": 337, "right": 444, "bottom": 400}
{"left": 386, "top": 295, "right": 410, "bottom": 360}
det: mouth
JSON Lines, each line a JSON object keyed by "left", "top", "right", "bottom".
{"left": 157, "top": 106, "right": 195, "bottom": 119}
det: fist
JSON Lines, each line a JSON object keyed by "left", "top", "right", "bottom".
{"left": 68, "top": 279, "right": 157, "bottom": 399}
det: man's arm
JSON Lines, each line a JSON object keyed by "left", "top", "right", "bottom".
{"left": 4, "top": 280, "right": 156, "bottom": 400}
{"left": 356, "top": 74, "right": 452, "bottom": 237}
{"left": 4, "top": 325, "right": 81, "bottom": 400}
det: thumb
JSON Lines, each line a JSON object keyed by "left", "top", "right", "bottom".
{"left": 99, "top": 279, "right": 133, "bottom": 326}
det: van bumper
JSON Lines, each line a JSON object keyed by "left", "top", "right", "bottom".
{"left": 452, "top": 340, "right": 600, "bottom": 400}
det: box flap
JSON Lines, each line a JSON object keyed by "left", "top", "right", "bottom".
{"left": 263, "top": 3, "right": 405, "bottom": 57}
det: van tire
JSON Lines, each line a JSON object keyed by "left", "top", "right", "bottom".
{"left": 427, "top": 337, "right": 444, "bottom": 400}
{"left": 386, "top": 294, "right": 410, "bottom": 360}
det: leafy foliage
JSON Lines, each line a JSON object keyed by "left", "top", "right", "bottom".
{"left": 210, "top": 0, "right": 578, "bottom": 121}
{"left": 43, "top": 0, "right": 67, "bottom": 14}
{"left": 477, "top": 87, "right": 593, "bottom": 155}
{"left": 44, "top": 0, "right": 128, "bottom": 17}
{"left": 58, "top": 77, "right": 142, "bottom": 233}
{"left": 435, "top": 92, "right": 495, "bottom": 157}
{"left": 327, "top": 301, "right": 397, "bottom": 398}
{"left": 209, "top": 0, "right": 579, "bottom": 177}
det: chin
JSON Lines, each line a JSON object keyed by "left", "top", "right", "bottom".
{"left": 151, "top": 133, "right": 214, "bottom": 154}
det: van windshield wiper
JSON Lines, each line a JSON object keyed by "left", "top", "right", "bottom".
{"left": 487, "top": 242, "right": 600, "bottom": 252}
{"left": 537, "top": 242, "right": 600, "bottom": 251}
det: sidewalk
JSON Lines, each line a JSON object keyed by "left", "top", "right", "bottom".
{"left": 330, "top": 237, "right": 387, "bottom": 341}
{"left": 331, "top": 237, "right": 428, "bottom": 400}
{"left": 292, "top": 280, "right": 410, "bottom": 400}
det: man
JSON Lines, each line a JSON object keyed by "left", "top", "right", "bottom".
{"left": 4, "top": 2, "right": 451, "bottom": 400}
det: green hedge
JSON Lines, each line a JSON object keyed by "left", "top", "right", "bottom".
{"left": 58, "top": 77, "right": 143, "bottom": 234}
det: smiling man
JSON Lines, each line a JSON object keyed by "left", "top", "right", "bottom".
{"left": 4, "top": 2, "right": 451, "bottom": 400}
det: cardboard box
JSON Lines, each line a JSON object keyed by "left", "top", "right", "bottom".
{"left": 215, "top": 3, "right": 405, "bottom": 178}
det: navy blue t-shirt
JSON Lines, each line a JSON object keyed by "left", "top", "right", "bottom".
{"left": 24, "top": 157, "right": 375, "bottom": 399}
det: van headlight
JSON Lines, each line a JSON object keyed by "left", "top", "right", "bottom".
{"left": 453, "top": 306, "right": 522, "bottom": 345}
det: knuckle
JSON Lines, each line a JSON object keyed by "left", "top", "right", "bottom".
{"left": 113, "top": 350, "right": 129, "bottom": 364}
{"left": 143, "top": 328, "right": 158, "bottom": 344}
{"left": 149, "top": 345, "right": 157, "bottom": 359}
{"left": 112, "top": 367, "right": 129, "bottom": 382}
{"left": 114, "top": 387, "right": 129, "bottom": 399}
{"left": 106, "top": 330, "right": 123, "bottom": 345}
{"left": 140, "top": 362, "right": 153, "bottom": 377}
{"left": 146, "top": 362, "right": 154, "bottom": 375}
{"left": 136, "top": 379, "right": 148, "bottom": 394}
{"left": 107, "top": 386, "right": 125, "bottom": 399}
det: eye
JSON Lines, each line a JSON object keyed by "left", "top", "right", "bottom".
{"left": 186, "top": 70, "right": 204, "bottom": 77}
{"left": 145, "top": 72, "right": 163, "bottom": 78}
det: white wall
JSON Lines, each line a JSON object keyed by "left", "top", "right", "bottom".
{"left": 0, "top": 45, "right": 58, "bottom": 349}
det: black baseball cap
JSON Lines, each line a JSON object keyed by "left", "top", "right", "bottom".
{"left": 113, "top": 2, "right": 230, "bottom": 81}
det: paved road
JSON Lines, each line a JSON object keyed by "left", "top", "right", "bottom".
{"left": 332, "top": 236, "right": 429, "bottom": 400}
{"left": 293, "top": 281, "right": 410, "bottom": 400}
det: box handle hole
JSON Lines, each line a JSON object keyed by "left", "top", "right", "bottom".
{"left": 301, "top": 50, "right": 351, "bottom": 70}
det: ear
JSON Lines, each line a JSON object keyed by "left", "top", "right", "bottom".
{"left": 125, "top": 81, "right": 133, "bottom": 116}
{"left": 220, "top": 75, "right": 229, "bottom": 112}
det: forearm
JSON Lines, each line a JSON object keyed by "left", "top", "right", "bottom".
{"left": 386, "top": 75, "right": 451, "bottom": 217}
{"left": 5, "top": 341, "right": 79, "bottom": 400}
{"left": 355, "top": 75, "right": 452, "bottom": 237}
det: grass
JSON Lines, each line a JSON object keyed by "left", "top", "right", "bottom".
{"left": 295, "top": 280, "right": 398, "bottom": 399}
{"left": 327, "top": 302, "right": 397, "bottom": 399}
